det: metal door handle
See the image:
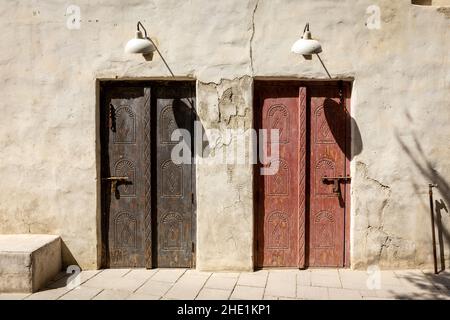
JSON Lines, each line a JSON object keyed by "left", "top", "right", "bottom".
{"left": 102, "top": 176, "right": 129, "bottom": 193}
{"left": 102, "top": 176, "right": 129, "bottom": 181}
{"left": 321, "top": 176, "right": 351, "bottom": 196}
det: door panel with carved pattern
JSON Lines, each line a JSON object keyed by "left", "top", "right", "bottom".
{"left": 256, "top": 85, "right": 307, "bottom": 268}
{"left": 255, "top": 82, "right": 350, "bottom": 268}
{"left": 154, "top": 85, "right": 195, "bottom": 268}
{"left": 101, "top": 86, "right": 151, "bottom": 268}
{"left": 308, "top": 85, "right": 348, "bottom": 267}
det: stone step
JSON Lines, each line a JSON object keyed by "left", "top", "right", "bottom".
{"left": 0, "top": 234, "right": 62, "bottom": 293}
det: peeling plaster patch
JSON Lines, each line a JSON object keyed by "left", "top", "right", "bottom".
{"left": 198, "top": 76, "right": 252, "bottom": 131}
{"left": 218, "top": 91, "right": 249, "bottom": 128}
{"left": 437, "top": 7, "right": 450, "bottom": 18}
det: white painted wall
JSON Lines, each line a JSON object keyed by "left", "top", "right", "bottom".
{"left": 0, "top": 0, "right": 449, "bottom": 270}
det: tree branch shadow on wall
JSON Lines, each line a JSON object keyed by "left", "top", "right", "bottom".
{"left": 393, "top": 124, "right": 450, "bottom": 299}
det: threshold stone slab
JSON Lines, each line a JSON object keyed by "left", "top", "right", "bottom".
{"left": 0, "top": 234, "right": 62, "bottom": 293}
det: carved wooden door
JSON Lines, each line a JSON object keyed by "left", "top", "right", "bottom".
{"left": 256, "top": 85, "right": 307, "bottom": 268}
{"left": 308, "top": 84, "right": 349, "bottom": 267}
{"left": 154, "top": 85, "right": 195, "bottom": 268}
{"left": 101, "top": 86, "right": 151, "bottom": 268}
{"left": 101, "top": 82, "right": 195, "bottom": 269}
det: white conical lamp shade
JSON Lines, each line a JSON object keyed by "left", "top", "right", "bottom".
{"left": 291, "top": 30, "right": 322, "bottom": 55}
{"left": 125, "top": 30, "right": 155, "bottom": 54}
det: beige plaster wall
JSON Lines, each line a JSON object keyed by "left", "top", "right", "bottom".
{"left": 0, "top": 0, "right": 449, "bottom": 270}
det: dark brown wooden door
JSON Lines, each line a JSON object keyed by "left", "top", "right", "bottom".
{"left": 256, "top": 85, "right": 307, "bottom": 268}
{"left": 154, "top": 85, "right": 195, "bottom": 268}
{"left": 101, "top": 86, "right": 151, "bottom": 268}
{"left": 101, "top": 82, "right": 195, "bottom": 269}
{"left": 308, "top": 85, "right": 348, "bottom": 267}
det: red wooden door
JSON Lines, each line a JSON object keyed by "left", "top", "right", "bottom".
{"left": 308, "top": 84, "right": 349, "bottom": 267}
{"left": 256, "top": 85, "right": 307, "bottom": 268}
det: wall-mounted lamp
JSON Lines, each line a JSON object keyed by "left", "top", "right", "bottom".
{"left": 125, "top": 21, "right": 156, "bottom": 54}
{"left": 124, "top": 21, "right": 176, "bottom": 77}
{"left": 291, "top": 23, "right": 331, "bottom": 78}
{"left": 291, "top": 23, "right": 322, "bottom": 55}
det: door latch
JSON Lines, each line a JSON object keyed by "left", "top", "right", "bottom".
{"left": 321, "top": 176, "right": 351, "bottom": 197}
{"left": 102, "top": 176, "right": 129, "bottom": 193}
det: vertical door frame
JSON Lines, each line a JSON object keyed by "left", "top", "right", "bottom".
{"left": 97, "top": 79, "right": 197, "bottom": 269}
{"left": 343, "top": 82, "right": 352, "bottom": 268}
{"left": 253, "top": 80, "right": 352, "bottom": 269}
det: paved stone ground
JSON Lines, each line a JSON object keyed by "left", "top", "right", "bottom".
{"left": 1, "top": 269, "right": 449, "bottom": 300}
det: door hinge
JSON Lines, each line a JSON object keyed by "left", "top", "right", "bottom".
{"left": 191, "top": 242, "right": 195, "bottom": 253}
{"left": 191, "top": 192, "right": 194, "bottom": 204}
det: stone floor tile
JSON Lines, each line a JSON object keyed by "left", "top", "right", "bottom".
{"left": 379, "top": 271, "right": 404, "bottom": 288}
{"left": 210, "top": 272, "right": 240, "bottom": 279}
{"left": 135, "top": 280, "right": 173, "bottom": 296}
{"left": 183, "top": 270, "right": 212, "bottom": 277}
{"left": 48, "top": 270, "right": 102, "bottom": 288}
{"left": 310, "top": 270, "right": 342, "bottom": 288}
{"left": 309, "top": 269, "right": 340, "bottom": 277}
{"left": 297, "top": 271, "right": 311, "bottom": 286}
{"left": 339, "top": 270, "right": 371, "bottom": 290}
{"left": 0, "top": 293, "right": 31, "bottom": 300}
{"left": 359, "top": 289, "right": 390, "bottom": 298}
{"left": 424, "top": 271, "right": 450, "bottom": 291}
{"left": 230, "top": 285, "right": 264, "bottom": 300}
{"left": 328, "top": 288, "right": 363, "bottom": 300}
{"left": 126, "top": 293, "right": 161, "bottom": 300}
{"left": 150, "top": 269, "right": 187, "bottom": 283}
{"left": 47, "top": 270, "right": 102, "bottom": 290}
{"left": 95, "top": 269, "right": 131, "bottom": 278}
{"left": 205, "top": 276, "right": 237, "bottom": 290}
{"left": 164, "top": 275, "right": 210, "bottom": 300}
{"left": 382, "top": 286, "right": 447, "bottom": 300}
{"left": 59, "top": 286, "right": 102, "bottom": 300}
{"left": 93, "top": 289, "right": 132, "bottom": 300}
{"left": 80, "top": 270, "right": 102, "bottom": 283}
{"left": 340, "top": 280, "right": 370, "bottom": 290}
{"left": 26, "top": 287, "right": 69, "bottom": 300}
{"left": 297, "top": 286, "right": 329, "bottom": 300}
{"left": 395, "top": 270, "right": 439, "bottom": 293}
{"left": 46, "top": 275, "right": 71, "bottom": 289}
{"left": 120, "top": 269, "right": 157, "bottom": 281}
{"left": 265, "top": 271, "right": 296, "bottom": 298}
{"left": 263, "top": 295, "right": 279, "bottom": 300}
{"left": 237, "top": 272, "right": 268, "bottom": 288}
{"left": 196, "top": 288, "right": 231, "bottom": 300}
{"left": 363, "top": 296, "right": 395, "bottom": 300}
{"left": 83, "top": 274, "right": 147, "bottom": 292}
